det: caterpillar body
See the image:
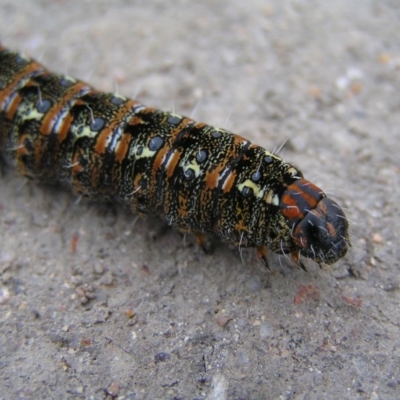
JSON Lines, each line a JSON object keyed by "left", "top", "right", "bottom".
{"left": 0, "top": 46, "right": 350, "bottom": 268}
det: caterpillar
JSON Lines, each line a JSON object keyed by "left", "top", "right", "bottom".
{"left": 0, "top": 46, "right": 350, "bottom": 269}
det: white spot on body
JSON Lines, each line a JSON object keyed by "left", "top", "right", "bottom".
{"left": 109, "top": 126, "right": 123, "bottom": 151}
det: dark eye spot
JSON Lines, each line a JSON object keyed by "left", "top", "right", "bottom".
{"left": 149, "top": 136, "right": 163, "bottom": 151}
{"left": 60, "top": 77, "right": 73, "bottom": 87}
{"left": 37, "top": 99, "right": 51, "bottom": 113}
{"left": 167, "top": 116, "right": 181, "bottom": 125}
{"left": 184, "top": 168, "right": 195, "bottom": 180}
{"left": 15, "top": 55, "right": 27, "bottom": 65}
{"left": 90, "top": 117, "right": 105, "bottom": 131}
{"left": 252, "top": 171, "right": 261, "bottom": 181}
{"left": 242, "top": 186, "right": 253, "bottom": 197}
{"left": 211, "top": 131, "right": 222, "bottom": 139}
{"left": 196, "top": 150, "right": 207, "bottom": 163}
{"left": 110, "top": 96, "right": 124, "bottom": 105}
{"left": 137, "top": 146, "right": 143, "bottom": 155}
{"left": 264, "top": 156, "right": 273, "bottom": 164}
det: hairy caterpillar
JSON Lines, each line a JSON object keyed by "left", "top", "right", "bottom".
{"left": 0, "top": 46, "right": 350, "bottom": 269}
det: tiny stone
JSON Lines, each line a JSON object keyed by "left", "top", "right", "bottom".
{"left": 237, "top": 350, "right": 249, "bottom": 365}
{"left": 154, "top": 352, "right": 171, "bottom": 363}
{"left": 94, "top": 263, "right": 104, "bottom": 274}
{"left": 106, "top": 381, "right": 120, "bottom": 397}
{"left": 260, "top": 321, "right": 274, "bottom": 340}
{"left": 0, "top": 287, "right": 10, "bottom": 304}
{"left": 215, "top": 311, "right": 230, "bottom": 327}
{"left": 372, "top": 233, "right": 383, "bottom": 244}
{"left": 124, "top": 309, "right": 135, "bottom": 319}
{"left": 100, "top": 271, "right": 113, "bottom": 285}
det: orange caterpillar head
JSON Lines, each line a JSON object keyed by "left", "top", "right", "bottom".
{"left": 280, "top": 179, "right": 350, "bottom": 265}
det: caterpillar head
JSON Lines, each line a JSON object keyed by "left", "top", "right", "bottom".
{"left": 280, "top": 179, "right": 350, "bottom": 265}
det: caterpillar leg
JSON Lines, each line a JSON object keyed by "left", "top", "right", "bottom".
{"left": 291, "top": 251, "right": 308, "bottom": 272}
{"left": 256, "top": 246, "right": 270, "bottom": 269}
{"left": 195, "top": 232, "right": 214, "bottom": 254}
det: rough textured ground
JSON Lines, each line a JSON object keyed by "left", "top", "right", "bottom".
{"left": 0, "top": 1, "right": 399, "bottom": 399}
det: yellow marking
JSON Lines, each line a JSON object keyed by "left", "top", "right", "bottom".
{"left": 111, "top": 93, "right": 126, "bottom": 101}
{"left": 182, "top": 161, "right": 201, "bottom": 178}
{"left": 265, "top": 189, "right": 280, "bottom": 206}
{"left": 237, "top": 179, "right": 264, "bottom": 198}
{"left": 18, "top": 53, "right": 31, "bottom": 62}
{"left": 265, "top": 150, "right": 281, "bottom": 161}
{"left": 78, "top": 124, "right": 93, "bottom": 137}
{"left": 134, "top": 145, "right": 156, "bottom": 159}
{"left": 167, "top": 112, "right": 183, "bottom": 119}
{"left": 265, "top": 189, "right": 274, "bottom": 204}
{"left": 287, "top": 167, "right": 298, "bottom": 176}
{"left": 18, "top": 102, "right": 43, "bottom": 121}
{"left": 62, "top": 75, "right": 77, "bottom": 84}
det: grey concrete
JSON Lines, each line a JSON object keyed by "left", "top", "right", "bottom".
{"left": 0, "top": 1, "right": 399, "bottom": 398}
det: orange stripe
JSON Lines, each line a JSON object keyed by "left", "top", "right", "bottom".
{"left": 166, "top": 150, "right": 182, "bottom": 178}
{"left": 152, "top": 145, "right": 169, "bottom": 172}
{"left": 222, "top": 171, "right": 236, "bottom": 193}
{"left": 114, "top": 132, "right": 133, "bottom": 163}
{"left": 94, "top": 102, "right": 135, "bottom": 154}
{"left": 40, "top": 82, "right": 91, "bottom": 135}
{"left": 5, "top": 92, "right": 23, "bottom": 120}
{"left": 0, "top": 61, "right": 43, "bottom": 107}
{"left": 280, "top": 185, "right": 304, "bottom": 221}
{"left": 205, "top": 164, "right": 224, "bottom": 189}
{"left": 57, "top": 112, "right": 75, "bottom": 143}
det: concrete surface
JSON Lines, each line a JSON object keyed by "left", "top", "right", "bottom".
{"left": 0, "top": 0, "right": 399, "bottom": 399}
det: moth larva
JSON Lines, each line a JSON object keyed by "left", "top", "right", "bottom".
{"left": 0, "top": 46, "right": 350, "bottom": 269}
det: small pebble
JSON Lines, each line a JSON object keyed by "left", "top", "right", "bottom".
{"left": 237, "top": 350, "right": 249, "bottom": 365}
{"left": 106, "top": 381, "right": 120, "bottom": 397}
{"left": 124, "top": 309, "right": 135, "bottom": 319}
{"left": 259, "top": 321, "right": 274, "bottom": 340}
{"left": 372, "top": 233, "right": 383, "bottom": 244}
{"left": 154, "top": 352, "right": 171, "bottom": 363}
{"left": 215, "top": 311, "right": 230, "bottom": 327}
